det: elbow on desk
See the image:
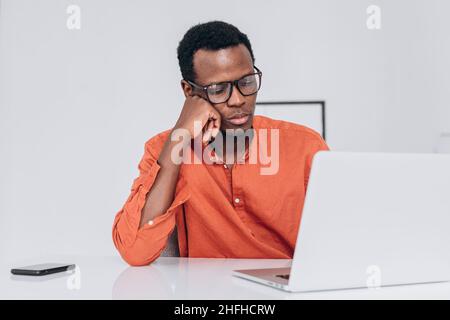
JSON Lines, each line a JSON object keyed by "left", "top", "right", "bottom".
{"left": 114, "top": 239, "right": 162, "bottom": 266}
{"left": 119, "top": 250, "right": 161, "bottom": 267}
{"left": 112, "top": 228, "right": 162, "bottom": 266}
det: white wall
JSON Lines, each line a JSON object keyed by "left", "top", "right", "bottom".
{"left": 1, "top": 0, "right": 449, "bottom": 261}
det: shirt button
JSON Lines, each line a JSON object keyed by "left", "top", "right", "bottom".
{"left": 234, "top": 198, "right": 240, "bottom": 204}
{"left": 148, "top": 220, "right": 154, "bottom": 226}
{"left": 223, "top": 164, "right": 228, "bottom": 169}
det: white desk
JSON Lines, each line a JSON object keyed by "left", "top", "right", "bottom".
{"left": 1, "top": 255, "right": 450, "bottom": 299}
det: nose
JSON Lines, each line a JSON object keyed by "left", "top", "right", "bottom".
{"left": 227, "top": 84, "right": 245, "bottom": 108}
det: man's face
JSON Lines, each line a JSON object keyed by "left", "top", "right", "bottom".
{"left": 187, "top": 44, "right": 257, "bottom": 131}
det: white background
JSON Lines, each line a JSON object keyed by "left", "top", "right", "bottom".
{"left": 1, "top": 0, "right": 449, "bottom": 261}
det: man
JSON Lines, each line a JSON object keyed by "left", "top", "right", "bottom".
{"left": 112, "top": 21, "right": 329, "bottom": 266}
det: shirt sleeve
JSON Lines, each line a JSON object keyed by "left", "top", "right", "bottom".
{"left": 304, "top": 135, "right": 330, "bottom": 191}
{"left": 112, "top": 131, "right": 191, "bottom": 266}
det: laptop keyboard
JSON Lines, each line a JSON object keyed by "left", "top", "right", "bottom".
{"left": 276, "top": 274, "right": 290, "bottom": 280}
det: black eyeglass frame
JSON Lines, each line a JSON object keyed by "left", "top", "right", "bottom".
{"left": 185, "top": 66, "right": 262, "bottom": 104}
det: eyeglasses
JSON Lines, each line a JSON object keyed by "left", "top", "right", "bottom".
{"left": 186, "top": 66, "right": 262, "bottom": 104}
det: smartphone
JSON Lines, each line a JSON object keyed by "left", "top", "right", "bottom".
{"left": 10, "top": 263, "right": 76, "bottom": 276}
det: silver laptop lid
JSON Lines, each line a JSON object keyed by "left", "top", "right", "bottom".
{"left": 289, "top": 151, "right": 450, "bottom": 292}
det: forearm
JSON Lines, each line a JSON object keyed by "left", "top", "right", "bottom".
{"left": 139, "top": 131, "right": 187, "bottom": 228}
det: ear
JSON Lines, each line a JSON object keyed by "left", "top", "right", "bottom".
{"left": 181, "top": 80, "right": 192, "bottom": 98}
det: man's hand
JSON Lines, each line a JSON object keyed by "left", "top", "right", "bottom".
{"left": 137, "top": 95, "right": 221, "bottom": 228}
{"left": 174, "top": 95, "right": 221, "bottom": 144}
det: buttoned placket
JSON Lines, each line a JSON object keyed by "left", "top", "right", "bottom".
{"left": 205, "top": 127, "right": 256, "bottom": 210}
{"left": 208, "top": 148, "right": 248, "bottom": 210}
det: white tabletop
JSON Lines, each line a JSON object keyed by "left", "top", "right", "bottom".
{"left": 1, "top": 255, "right": 450, "bottom": 299}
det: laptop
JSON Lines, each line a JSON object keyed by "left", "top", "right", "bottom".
{"left": 233, "top": 151, "right": 450, "bottom": 292}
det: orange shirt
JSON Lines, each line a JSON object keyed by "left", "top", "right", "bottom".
{"left": 112, "top": 115, "right": 329, "bottom": 266}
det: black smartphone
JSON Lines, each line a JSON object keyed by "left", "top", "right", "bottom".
{"left": 10, "top": 263, "right": 76, "bottom": 276}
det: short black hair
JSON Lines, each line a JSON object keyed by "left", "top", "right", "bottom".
{"left": 177, "top": 21, "right": 255, "bottom": 82}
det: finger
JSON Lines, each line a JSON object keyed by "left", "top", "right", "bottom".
{"left": 210, "top": 112, "right": 221, "bottom": 138}
{"left": 206, "top": 118, "right": 214, "bottom": 133}
{"left": 201, "top": 117, "right": 209, "bottom": 134}
{"left": 202, "top": 119, "right": 214, "bottom": 143}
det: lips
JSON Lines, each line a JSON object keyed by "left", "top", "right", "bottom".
{"left": 227, "top": 113, "right": 250, "bottom": 126}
